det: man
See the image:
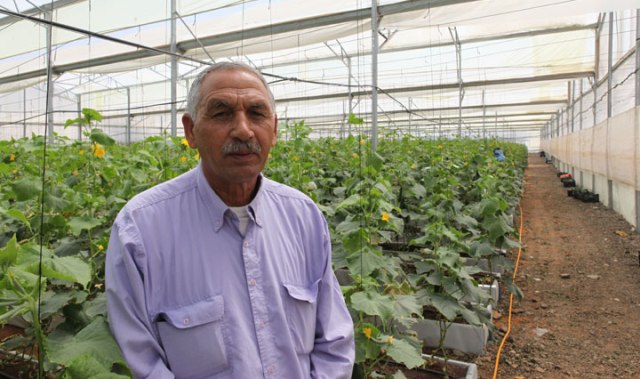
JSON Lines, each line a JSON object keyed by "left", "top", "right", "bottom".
{"left": 105, "top": 62, "right": 355, "bottom": 379}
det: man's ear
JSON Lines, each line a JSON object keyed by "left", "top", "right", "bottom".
{"left": 271, "top": 115, "right": 278, "bottom": 147}
{"left": 182, "top": 113, "right": 197, "bottom": 148}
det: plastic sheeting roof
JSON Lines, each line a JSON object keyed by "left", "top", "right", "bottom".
{"left": 0, "top": 0, "right": 638, "bottom": 146}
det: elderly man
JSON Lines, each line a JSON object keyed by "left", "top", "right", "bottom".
{"left": 106, "top": 62, "right": 355, "bottom": 379}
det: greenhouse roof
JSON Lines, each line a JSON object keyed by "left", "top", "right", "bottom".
{"left": 0, "top": 0, "right": 638, "bottom": 147}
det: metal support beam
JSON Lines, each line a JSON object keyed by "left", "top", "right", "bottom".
{"left": 634, "top": 9, "right": 640, "bottom": 233}
{"left": 371, "top": 0, "right": 379, "bottom": 151}
{"left": 636, "top": 9, "right": 640, "bottom": 107}
{"left": 607, "top": 12, "right": 614, "bottom": 118}
{"left": 450, "top": 26, "right": 463, "bottom": 137}
{"left": 126, "top": 88, "right": 131, "bottom": 145}
{"left": 579, "top": 79, "right": 583, "bottom": 130}
{"left": 46, "top": 10, "right": 54, "bottom": 143}
{"left": 23, "top": 89, "right": 27, "bottom": 138}
{"left": 76, "top": 95, "right": 82, "bottom": 140}
{"left": 170, "top": 0, "right": 178, "bottom": 136}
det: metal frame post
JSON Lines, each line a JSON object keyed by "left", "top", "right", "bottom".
{"left": 370, "top": 0, "right": 379, "bottom": 151}
{"left": 76, "top": 95, "right": 82, "bottom": 140}
{"left": 23, "top": 89, "right": 27, "bottom": 138}
{"left": 170, "top": 0, "right": 178, "bottom": 136}
{"left": 607, "top": 12, "right": 614, "bottom": 118}
{"left": 126, "top": 88, "right": 132, "bottom": 145}
{"left": 636, "top": 10, "right": 640, "bottom": 231}
{"left": 46, "top": 10, "right": 54, "bottom": 143}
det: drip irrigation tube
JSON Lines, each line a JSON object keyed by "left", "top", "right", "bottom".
{"left": 492, "top": 204, "right": 524, "bottom": 379}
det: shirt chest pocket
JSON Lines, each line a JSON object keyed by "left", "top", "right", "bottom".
{"left": 156, "top": 296, "right": 229, "bottom": 379}
{"left": 282, "top": 280, "right": 320, "bottom": 354}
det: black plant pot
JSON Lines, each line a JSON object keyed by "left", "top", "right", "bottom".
{"left": 562, "top": 178, "right": 576, "bottom": 187}
{"left": 581, "top": 193, "right": 599, "bottom": 203}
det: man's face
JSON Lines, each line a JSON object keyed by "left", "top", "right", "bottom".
{"left": 183, "top": 69, "right": 277, "bottom": 189}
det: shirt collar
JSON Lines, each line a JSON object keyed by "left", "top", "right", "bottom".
{"left": 195, "top": 162, "right": 265, "bottom": 231}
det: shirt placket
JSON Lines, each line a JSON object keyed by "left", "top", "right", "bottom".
{"left": 242, "top": 235, "right": 277, "bottom": 378}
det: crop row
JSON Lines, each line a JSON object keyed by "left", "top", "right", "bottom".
{"left": 0, "top": 116, "right": 526, "bottom": 378}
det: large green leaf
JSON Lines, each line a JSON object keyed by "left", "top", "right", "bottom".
{"left": 63, "top": 354, "right": 129, "bottom": 379}
{"left": 482, "top": 215, "right": 512, "bottom": 244}
{"left": 68, "top": 216, "right": 103, "bottom": 236}
{"left": 0, "top": 234, "right": 19, "bottom": 267}
{"left": 392, "top": 294, "right": 422, "bottom": 319}
{"left": 346, "top": 248, "right": 394, "bottom": 278}
{"left": 40, "top": 290, "right": 88, "bottom": 319}
{"left": 84, "top": 293, "right": 108, "bottom": 318}
{"left": 385, "top": 337, "right": 425, "bottom": 369}
{"left": 48, "top": 317, "right": 126, "bottom": 369}
{"left": 350, "top": 291, "right": 394, "bottom": 322}
{"left": 2, "top": 208, "right": 32, "bottom": 232}
{"left": 90, "top": 129, "right": 115, "bottom": 146}
{"left": 11, "top": 178, "right": 42, "bottom": 201}
{"left": 426, "top": 292, "right": 460, "bottom": 321}
{"left": 40, "top": 256, "right": 92, "bottom": 288}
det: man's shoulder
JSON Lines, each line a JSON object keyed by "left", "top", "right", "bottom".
{"left": 261, "top": 176, "right": 314, "bottom": 204}
{"left": 122, "top": 168, "right": 197, "bottom": 214}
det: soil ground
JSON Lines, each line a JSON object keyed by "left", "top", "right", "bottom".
{"left": 474, "top": 154, "right": 640, "bottom": 378}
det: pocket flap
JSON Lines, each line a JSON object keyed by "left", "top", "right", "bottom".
{"left": 283, "top": 279, "right": 320, "bottom": 304}
{"left": 159, "top": 295, "right": 224, "bottom": 329}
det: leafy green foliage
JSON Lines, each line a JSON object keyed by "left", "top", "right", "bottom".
{"left": 0, "top": 112, "right": 526, "bottom": 377}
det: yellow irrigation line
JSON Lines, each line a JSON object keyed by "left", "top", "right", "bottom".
{"left": 492, "top": 203, "right": 525, "bottom": 379}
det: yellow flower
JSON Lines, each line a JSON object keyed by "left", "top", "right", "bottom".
{"left": 386, "top": 336, "right": 394, "bottom": 344}
{"left": 181, "top": 138, "right": 190, "bottom": 147}
{"left": 9, "top": 154, "right": 15, "bottom": 161}
{"left": 194, "top": 152, "right": 200, "bottom": 161}
{"left": 72, "top": 170, "right": 79, "bottom": 176}
{"left": 79, "top": 149, "right": 85, "bottom": 156}
{"left": 352, "top": 153, "right": 359, "bottom": 159}
{"left": 381, "top": 212, "right": 390, "bottom": 222}
{"left": 363, "top": 327, "right": 372, "bottom": 340}
{"left": 359, "top": 139, "right": 366, "bottom": 145}
{"left": 97, "top": 244, "right": 104, "bottom": 251}
{"left": 94, "top": 283, "right": 103, "bottom": 289}
{"left": 437, "top": 144, "right": 444, "bottom": 150}
{"left": 411, "top": 163, "right": 417, "bottom": 169}
{"left": 11, "top": 169, "right": 17, "bottom": 174}
{"left": 180, "top": 156, "right": 187, "bottom": 162}
{"left": 92, "top": 143, "right": 106, "bottom": 158}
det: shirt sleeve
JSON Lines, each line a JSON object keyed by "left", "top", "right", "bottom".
{"left": 310, "top": 223, "right": 355, "bottom": 379}
{"left": 105, "top": 212, "right": 175, "bottom": 379}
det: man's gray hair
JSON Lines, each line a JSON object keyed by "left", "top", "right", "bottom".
{"left": 185, "top": 62, "right": 276, "bottom": 120}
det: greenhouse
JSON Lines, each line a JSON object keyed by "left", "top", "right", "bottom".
{"left": 1, "top": 0, "right": 639, "bottom": 378}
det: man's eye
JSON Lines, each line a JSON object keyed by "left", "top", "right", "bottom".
{"left": 211, "top": 111, "right": 230, "bottom": 118}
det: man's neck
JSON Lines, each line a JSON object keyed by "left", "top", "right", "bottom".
{"left": 208, "top": 176, "right": 261, "bottom": 206}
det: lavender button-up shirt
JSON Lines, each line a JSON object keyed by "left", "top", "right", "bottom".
{"left": 105, "top": 163, "right": 354, "bottom": 379}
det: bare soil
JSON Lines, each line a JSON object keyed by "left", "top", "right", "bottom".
{"left": 475, "top": 155, "right": 640, "bottom": 378}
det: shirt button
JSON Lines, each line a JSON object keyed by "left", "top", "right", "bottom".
{"left": 267, "top": 366, "right": 275, "bottom": 374}
{"left": 243, "top": 241, "right": 250, "bottom": 248}
{"left": 183, "top": 318, "right": 190, "bottom": 326}
{"left": 248, "top": 279, "right": 256, "bottom": 286}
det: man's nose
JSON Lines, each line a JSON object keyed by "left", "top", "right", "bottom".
{"left": 231, "top": 112, "right": 255, "bottom": 140}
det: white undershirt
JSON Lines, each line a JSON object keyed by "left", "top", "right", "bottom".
{"left": 228, "top": 205, "right": 250, "bottom": 236}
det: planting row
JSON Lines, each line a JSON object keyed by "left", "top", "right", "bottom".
{"left": 0, "top": 115, "right": 527, "bottom": 378}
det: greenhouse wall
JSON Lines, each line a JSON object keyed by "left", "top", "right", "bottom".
{"left": 541, "top": 106, "right": 640, "bottom": 229}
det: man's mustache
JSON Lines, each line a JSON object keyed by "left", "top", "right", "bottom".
{"left": 222, "top": 140, "right": 262, "bottom": 155}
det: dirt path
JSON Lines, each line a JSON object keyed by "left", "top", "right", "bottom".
{"left": 475, "top": 154, "right": 640, "bottom": 379}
